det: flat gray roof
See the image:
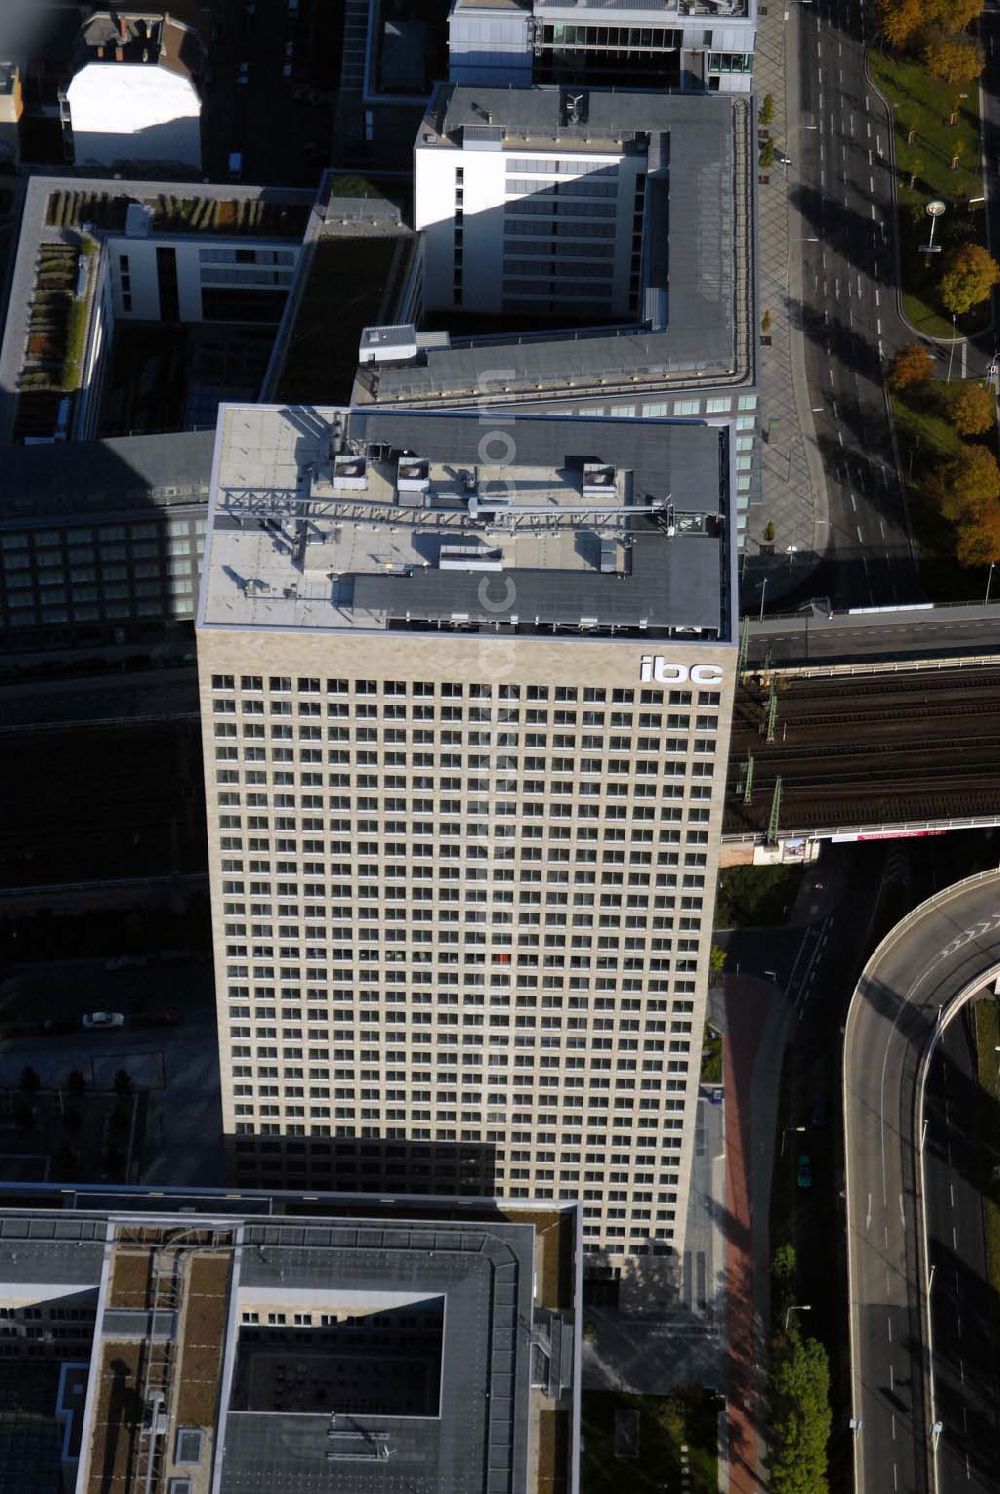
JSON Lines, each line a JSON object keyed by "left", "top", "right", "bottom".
{"left": 364, "top": 89, "right": 751, "bottom": 405}
{"left": 0, "top": 1195, "right": 575, "bottom": 1494}
{"left": 224, "top": 1217, "right": 536, "bottom": 1494}
{"left": 0, "top": 429, "right": 215, "bottom": 523}
{"left": 200, "top": 404, "right": 732, "bottom": 639}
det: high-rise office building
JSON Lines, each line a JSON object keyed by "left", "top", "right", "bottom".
{"left": 197, "top": 402, "right": 737, "bottom": 1266}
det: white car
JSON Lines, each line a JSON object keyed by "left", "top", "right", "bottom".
{"left": 82, "top": 1012, "right": 125, "bottom": 1030}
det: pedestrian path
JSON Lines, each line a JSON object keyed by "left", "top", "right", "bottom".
{"left": 751, "top": 4, "right": 830, "bottom": 560}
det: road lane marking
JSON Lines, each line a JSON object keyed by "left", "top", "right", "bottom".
{"left": 889, "top": 1363, "right": 894, "bottom": 1390}
{"left": 899, "top": 1193, "right": 905, "bottom": 1227}
{"left": 879, "top": 519, "right": 886, "bottom": 539}
{"left": 875, "top": 287, "right": 880, "bottom": 306}
{"left": 857, "top": 274, "right": 863, "bottom": 297}
{"left": 877, "top": 318, "right": 882, "bottom": 335}
{"left": 851, "top": 493, "right": 857, "bottom": 511}
{"left": 839, "top": 431, "right": 845, "bottom": 446}
{"left": 950, "top": 1182, "right": 955, "bottom": 1207}
{"left": 893, "top": 1463, "right": 898, "bottom": 1490}
{"left": 877, "top": 134, "right": 883, "bottom": 155}
{"left": 857, "top": 525, "right": 864, "bottom": 542}
{"left": 869, "top": 174, "right": 875, "bottom": 192}
{"left": 891, "top": 1412, "right": 896, "bottom": 1440}
{"left": 867, "top": 121, "right": 872, "bottom": 138}
{"left": 953, "top": 1225, "right": 958, "bottom": 1249}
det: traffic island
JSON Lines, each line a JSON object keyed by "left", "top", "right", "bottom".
{"left": 869, "top": 51, "right": 990, "bottom": 337}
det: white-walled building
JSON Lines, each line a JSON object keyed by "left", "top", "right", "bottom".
{"left": 414, "top": 85, "right": 748, "bottom": 323}
{"left": 61, "top": 8, "right": 210, "bottom": 172}
{"left": 197, "top": 402, "right": 739, "bottom": 1267}
{"left": 448, "top": 0, "right": 755, "bottom": 92}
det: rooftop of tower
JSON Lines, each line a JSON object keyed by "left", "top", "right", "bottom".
{"left": 198, "top": 404, "right": 735, "bottom": 641}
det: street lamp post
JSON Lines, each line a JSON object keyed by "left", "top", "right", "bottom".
{"left": 920, "top": 199, "right": 946, "bottom": 255}
{"left": 781, "top": 1124, "right": 806, "bottom": 1156}
{"left": 759, "top": 576, "right": 768, "bottom": 623}
{"left": 986, "top": 562, "right": 996, "bottom": 606}
{"left": 785, "top": 1303, "right": 812, "bottom": 1332}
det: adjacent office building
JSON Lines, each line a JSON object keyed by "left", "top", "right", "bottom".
{"left": 0, "top": 1185, "right": 580, "bottom": 1494}
{"left": 414, "top": 85, "right": 755, "bottom": 321}
{"left": 369, "top": 87, "right": 760, "bottom": 542}
{"left": 196, "top": 402, "right": 737, "bottom": 1266}
{"left": 447, "top": 0, "right": 756, "bottom": 92}
{"left": 60, "top": 6, "right": 211, "bottom": 172}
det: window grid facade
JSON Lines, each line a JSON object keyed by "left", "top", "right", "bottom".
{"left": 201, "top": 651, "right": 733, "bottom": 1262}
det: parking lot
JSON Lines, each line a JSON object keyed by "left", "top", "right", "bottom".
{"left": 0, "top": 957, "right": 224, "bottom": 1186}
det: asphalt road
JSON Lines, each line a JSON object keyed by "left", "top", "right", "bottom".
{"left": 843, "top": 871, "right": 1000, "bottom": 1494}
{"left": 747, "top": 605, "right": 1000, "bottom": 666}
{"left": 924, "top": 1013, "right": 999, "bottom": 1494}
{"left": 784, "top": 0, "right": 919, "bottom": 607}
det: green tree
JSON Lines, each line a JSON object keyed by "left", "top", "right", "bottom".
{"left": 945, "top": 378, "right": 996, "bottom": 434}
{"left": 930, "top": 442, "right": 1000, "bottom": 519}
{"left": 760, "top": 137, "right": 776, "bottom": 168}
{"left": 758, "top": 93, "right": 775, "bottom": 127}
{"left": 922, "top": 29, "right": 984, "bottom": 84}
{"left": 940, "top": 242, "right": 1000, "bottom": 315}
{"left": 773, "top": 1243, "right": 798, "bottom": 1284}
{"left": 709, "top": 944, "right": 727, "bottom": 978}
{"left": 769, "top": 1336, "right": 832, "bottom": 1494}
{"left": 19, "top": 1065, "right": 41, "bottom": 1096}
{"left": 888, "top": 340, "right": 935, "bottom": 390}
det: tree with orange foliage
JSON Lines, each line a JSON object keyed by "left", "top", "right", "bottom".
{"left": 930, "top": 442, "right": 1000, "bottom": 520}
{"left": 926, "top": 0, "right": 984, "bottom": 31}
{"left": 877, "top": 0, "right": 925, "bottom": 45}
{"left": 923, "top": 29, "right": 984, "bottom": 82}
{"left": 940, "top": 243, "right": 1000, "bottom": 315}
{"left": 944, "top": 379, "right": 996, "bottom": 435}
{"left": 888, "top": 341, "right": 935, "bottom": 391}
{"left": 955, "top": 499, "right": 1000, "bottom": 564}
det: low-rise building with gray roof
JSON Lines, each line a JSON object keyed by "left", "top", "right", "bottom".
{"left": 0, "top": 1185, "right": 581, "bottom": 1494}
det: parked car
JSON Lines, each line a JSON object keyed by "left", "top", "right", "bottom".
{"left": 774, "top": 148, "right": 792, "bottom": 166}
{"left": 105, "top": 954, "right": 147, "bottom": 972}
{"left": 796, "top": 1152, "right": 813, "bottom": 1189}
{"left": 82, "top": 1012, "right": 125, "bottom": 1030}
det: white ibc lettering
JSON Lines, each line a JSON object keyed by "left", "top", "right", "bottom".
{"left": 639, "top": 656, "right": 724, "bottom": 686}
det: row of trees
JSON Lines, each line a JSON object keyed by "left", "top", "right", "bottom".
{"left": 890, "top": 342, "right": 1000, "bottom": 563}
{"left": 768, "top": 1246, "right": 832, "bottom": 1494}
{"left": 877, "top": 0, "right": 984, "bottom": 78}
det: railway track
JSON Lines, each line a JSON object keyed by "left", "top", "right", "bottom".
{"left": 727, "top": 666, "right": 1000, "bottom": 836}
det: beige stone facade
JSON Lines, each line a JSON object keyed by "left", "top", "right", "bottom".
{"left": 198, "top": 621, "right": 735, "bottom": 1264}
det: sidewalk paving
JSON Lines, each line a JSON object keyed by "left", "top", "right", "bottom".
{"left": 722, "top": 975, "right": 790, "bottom": 1494}
{"left": 751, "top": 1, "right": 831, "bottom": 560}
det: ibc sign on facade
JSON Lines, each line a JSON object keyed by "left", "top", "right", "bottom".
{"left": 639, "top": 656, "right": 724, "bottom": 686}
